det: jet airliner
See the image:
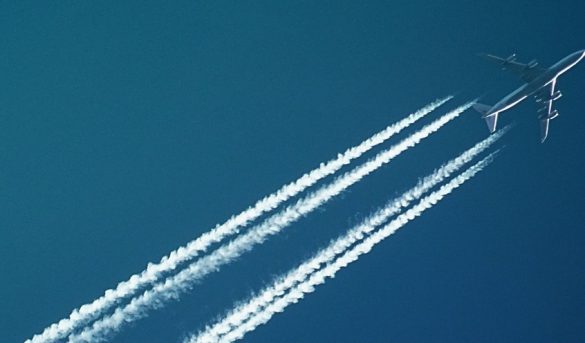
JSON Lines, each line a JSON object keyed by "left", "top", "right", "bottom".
{"left": 474, "top": 49, "right": 585, "bottom": 142}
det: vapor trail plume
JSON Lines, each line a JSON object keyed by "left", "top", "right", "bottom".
{"left": 215, "top": 152, "right": 497, "bottom": 343}
{"left": 190, "top": 130, "right": 507, "bottom": 342}
{"left": 26, "top": 97, "right": 450, "bottom": 343}
{"left": 68, "top": 102, "right": 472, "bottom": 343}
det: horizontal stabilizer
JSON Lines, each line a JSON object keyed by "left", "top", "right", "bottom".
{"left": 484, "top": 113, "right": 499, "bottom": 133}
{"left": 472, "top": 103, "right": 498, "bottom": 133}
{"left": 472, "top": 103, "right": 492, "bottom": 116}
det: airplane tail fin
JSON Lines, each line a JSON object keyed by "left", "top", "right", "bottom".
{"left": 473, "top": 103, "right": 498, "bottom": 133}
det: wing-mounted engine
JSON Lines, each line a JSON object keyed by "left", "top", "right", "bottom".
{"left": 549, "top": 109, "right": 560, "bottom": 120}
{"left": 527, "top": 59, "right": 539, "bottom": 69}
{"left": 500, "top": 54, "right": 517, "bottom": 69}
{"left": 535, "top": 90, "right": 562, "bottom": 103}
{"left": 504, "top": 53, "right": 517, "bottom": 64}
{"left": 539, "top": 109, "right": 559, "bottom": 120}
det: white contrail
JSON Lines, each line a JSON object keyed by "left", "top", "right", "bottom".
{"left": 190, "top": 130, "right": 507, "bottom": 343}
{"left": 26, "top": 97, "right": 450, "bottom": 343}
{"left": 68, "top": 103, "right": 473, "bottom": 343}
{"left": 215, "top": 152, "right": 497, "bottom": 343}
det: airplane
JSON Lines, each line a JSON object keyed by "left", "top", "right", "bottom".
{"left": 474, "top": 49, "right": 585, "bottom": 142}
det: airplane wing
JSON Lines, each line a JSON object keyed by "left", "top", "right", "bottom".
{"left": 480, "top": 53, "right": 546, "bottom": 83}
{"left": 534, "top": 79, "right": 561, "bottom": 143}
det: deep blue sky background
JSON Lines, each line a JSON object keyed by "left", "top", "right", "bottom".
{"left": 2, "top": 1, "right": 585, "bottom": 342}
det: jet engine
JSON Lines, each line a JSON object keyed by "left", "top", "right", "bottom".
{"left": 504, "top": 53, "right": 517, "bottom": 64}
{"left": 548, "top": 109, "right": 559, "bottom": 120}
{"left": 539, "top": 109, "right": 559, "bottom": 120}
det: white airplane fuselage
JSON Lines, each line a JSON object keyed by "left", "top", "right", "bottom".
{"left": 485, "top": 50, "right": 585, "bottom": 117}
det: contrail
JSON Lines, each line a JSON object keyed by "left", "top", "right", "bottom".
{"left": 190, "top": 130, "right": 508, "bottom": 343}
{"left": 68, "top": 102, "right": 473, "bottom": 343}
{"left": 211, "top": 152, "right": 498, "bottom": 343}
{"left": 26, "top": 97, "right": 450, "bottom": 343}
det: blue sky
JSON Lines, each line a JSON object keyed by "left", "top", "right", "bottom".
{"left": 2, "top": 1, "right": 585, "bottom": 342}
